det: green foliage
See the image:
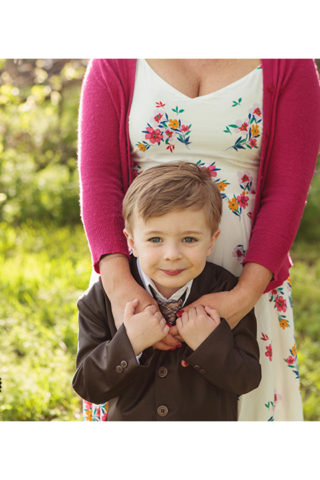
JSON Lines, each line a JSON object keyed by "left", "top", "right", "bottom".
{"left": 0, "top": 222, "right": 91, "bottom": 420}
{"left": 0, "top": 59, "right": 87, "bottom": 226}
{"left": 290, "top": 241, "right": 320, "bottom": 420}
{"left": 295, "top": 159, "right": 320, "bottom": 243}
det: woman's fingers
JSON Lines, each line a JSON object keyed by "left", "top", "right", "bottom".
{"left": 123, "top": 298, "right": 139, "bottom": 322}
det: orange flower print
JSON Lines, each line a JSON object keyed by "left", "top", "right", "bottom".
{"left": 168, "top": 118, "right": 179, "bottom": 129}
{"left": 228, "top": 198, "right": 239, "bottom": 212}
{"left": 137, "top": 142, "right": 147, "bottom": 152}
{"left": 251, "top": 124, "right": 260, "bottom": 137}
{"left": 217, "top": 181, "right": 228, "bottom": 192}
{"left": 84, "top": 409, "right": 93, "bottom": 421}
{"left": 291, "top": 344, "right": 297, "bottom": 356}
{"left": 279, "top": 318, "right": 289, "bottom": 329}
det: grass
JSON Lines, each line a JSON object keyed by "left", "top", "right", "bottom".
{"left": 0, "top": 222, "right": 319, "bottom": 420}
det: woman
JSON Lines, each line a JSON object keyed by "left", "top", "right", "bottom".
{"left": 78, "top": 59, "right": 320, "bottom": 421}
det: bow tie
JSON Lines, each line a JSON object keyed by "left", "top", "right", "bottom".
{"left": 149, "top": 286, "right": 185, "bottom": 326}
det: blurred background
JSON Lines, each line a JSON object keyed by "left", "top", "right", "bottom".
{"left": 0, "top": 59, "right": 319, "bottom": 421}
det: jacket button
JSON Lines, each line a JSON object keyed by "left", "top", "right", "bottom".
{"left": 115, "top": 365, "right": 123, "bottom": 373}
{"left": 157, "top": 405, "right": 168, "bottom": 417}
{"left": 193, "top": 364, "right": 200, "bottom": 370}
{"left": 199, "top": 368, "right": 206, "bottom": 375}
{"left": 120, "top": 360, "right": 128, "bottom": 369}
{"left": 158, "top": 366, "right": 168, "bottom": 378}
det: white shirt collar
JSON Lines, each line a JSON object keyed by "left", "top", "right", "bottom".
{"left": 137, "top": 258, "right": 192, "bottom": 306}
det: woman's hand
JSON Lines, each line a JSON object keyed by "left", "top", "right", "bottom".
{"left": 99, "top": 254, "right": 181, "bottom": 350}
{"left": 183, "top": 262, "right": 273, "bottom": 329}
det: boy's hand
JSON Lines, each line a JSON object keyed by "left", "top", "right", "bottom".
{"left": 124, "top": 299, "right": 169, "bottom": 356}
{"left": 176, "top": 305, "right": 220, "bottom": 351}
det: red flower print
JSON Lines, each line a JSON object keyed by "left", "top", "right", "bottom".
{"left": 166, "top": 143, "right": 175, "bottom": 152}
{"left": 249, "top": 138, "right": 257, "bottom": 147}
{"left": 265, "top": 344, "right": 272, "bottom": 361}
{"left": 275, "top": 295, "right": 287, "bottom": 312}
{"left": 241, "top": 174, "right": 250, "bottom": 183}
{"left": 181, "top": 124, "right": 189, "bottom": 132}
{"left": 207, "top": 165, "right": 218, "bottom": 177}
{"left": 253, "top": 107, "right": 261, "bottom": 116}
{"left": 286, "top": 355, "right": 295, "bottom": 365}
{"left": 261, "top": 332, "right": 269, "bottom": 341}
{"left": 145, "top": 127, "right": 163, "bottom": 144}
{"left": 165, "top": 129, "right": 173, "bottom": 138}
{"left": 237, "top": 193, "right": 249, "bottom": 208}
{"left": 239, "top": 122, "right": 249, "bottom": 132}
{"left": 271, "top": 289, "right": 278, "bottom": 295}
{"left": 156, "top": 101, "right": 165, "bottom": 108}
{"left": 154, "top": 113, "right": 163, "bottom": 123}
{"left": 235, "top": 249, "right": 243, "bottom": 258}
{"left": 247, "top": 212, "right": 252, "bottom": 219}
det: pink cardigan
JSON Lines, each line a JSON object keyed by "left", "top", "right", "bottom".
{"left": 78, "top": 59, "right": 320, "bottom": 292}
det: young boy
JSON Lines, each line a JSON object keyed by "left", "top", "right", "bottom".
{"left": 72, "top": 162, "right": 261, "bottom": 421}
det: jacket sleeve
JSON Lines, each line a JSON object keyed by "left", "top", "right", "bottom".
{"left": 78, "top": 59, "right": 130, "bottom": 273}
{"left": 184, "top": 309, "right": 261, "bottom": 395}
{"left": 72, "top": 293, "right": 141, "bottom": 404}
{"left": 244, "top": 60, "right": 320, "bottom": 287}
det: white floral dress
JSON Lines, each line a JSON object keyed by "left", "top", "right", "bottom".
{"left": 83, "top": 59, "right": 303, "bottom": 421}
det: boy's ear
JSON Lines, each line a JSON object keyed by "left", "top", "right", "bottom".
{"left": 123, "top": 229, "right": 137, "bottom": 257}
{"left": 207, "top": 228, "right": 221, "bottom": 256}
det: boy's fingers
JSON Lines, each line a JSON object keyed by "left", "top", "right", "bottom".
{"left": 124, "top": 298, "right": 139, "bottom": 321}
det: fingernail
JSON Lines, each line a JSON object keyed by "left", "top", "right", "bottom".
{"left": 177, "top": 343, "right": 182, "bottom": 348}
{"left": 181, "top": 360, "right": 189, "bottom": 367}
{"left": 177, "top": 309, "right": 184, "bottom": 317}
{"left": 170, "top": 348, "right": 176, "bottom": 351}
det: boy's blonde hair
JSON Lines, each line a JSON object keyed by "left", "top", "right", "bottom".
{"left": 123, "top": 162, "right": 222, "bottom": 233}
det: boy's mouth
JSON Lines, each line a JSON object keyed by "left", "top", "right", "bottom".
{"left": 161, "top": 269, "right": 185, "bottom": 276}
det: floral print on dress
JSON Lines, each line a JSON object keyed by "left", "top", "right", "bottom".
{"left": 83, "top": 401, "right": 108, "bottom": 421}
{"left": 136, "top": 101, "right": 192, "bottom": 153}
{"left": 232, "top": 244, "right": 246, "bottom": 262}
{"left": 196, "top": 160, "right": 230, "bottom": 200}
{"left": 269, "top": 284, "right": 290, "bottom": 330}
{"left": 260, "top": 332, "right": 272, "bottom": 362}
{"left": 224, "top": 104, "right": 262, "bottom": 151}
{"left": 227, "top": 172, "right": 255, "bottom": 218}
{"left": 284, "top": 344, "right": 300, "bottom": 380}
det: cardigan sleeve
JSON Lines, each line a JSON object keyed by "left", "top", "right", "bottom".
{"left": 78, "top": 59, "right": 130, "bottom": 273}
{"left": 244, "top": 60, "right": 320, "bottom": 288}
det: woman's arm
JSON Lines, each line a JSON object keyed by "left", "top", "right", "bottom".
{"left": 185, "top": 262, "right": 272, "bottom": 329}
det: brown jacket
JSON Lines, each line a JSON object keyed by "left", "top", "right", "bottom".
{"left": 72, "top": 259, "right": 261, "bottom": 421}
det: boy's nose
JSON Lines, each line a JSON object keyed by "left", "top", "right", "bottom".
{"left": 164, "top": 243, "right": 182, "bottom": 260}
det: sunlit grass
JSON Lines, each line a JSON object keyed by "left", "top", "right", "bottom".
{"left": 0, "top": 223, "right": 319, "bottom": 420}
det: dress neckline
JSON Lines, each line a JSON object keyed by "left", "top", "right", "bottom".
{"left": 142, "top": 59, "right": 262, "bottom": 102}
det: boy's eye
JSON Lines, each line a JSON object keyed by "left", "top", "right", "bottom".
{"left": 148, "top": 237, "right": 162, "bottom": 243}
{"left": 183, "top": 237, "right": 197, "bottom": 243}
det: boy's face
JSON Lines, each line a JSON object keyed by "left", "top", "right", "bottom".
{"left": 124, "top": 208, "right": 220, "bottom": 299}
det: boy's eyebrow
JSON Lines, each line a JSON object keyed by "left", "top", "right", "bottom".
{"left": 144, "top": 230, "right": 204, "bottom": 235}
